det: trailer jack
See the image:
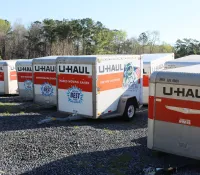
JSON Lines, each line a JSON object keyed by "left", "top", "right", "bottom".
{"left": 38, "top": 111, "right": 84, "bottom": 124}
{"left": 143, "top": 166, "right": 176, "bottom": 175}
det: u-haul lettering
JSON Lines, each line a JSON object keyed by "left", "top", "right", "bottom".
{"left": 34, "top": 65, "right": 55, "bottom": 72}
{"left": 18, "top": 66, "right": 32, "bottom": 72}
{"left": 98, "top": 64, "right": 123, "bottom": 73}
{"left": 152, "top": 63, "right": 164, "bottom": 72}
{"left": 163, "top": 87, "right": 200, "bottom": 98}
{"left": 58, "top": 64, "right": 92, "bottom": 75}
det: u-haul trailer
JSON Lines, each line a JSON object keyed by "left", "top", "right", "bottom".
{"left": 165, "top": 54, "right": 200, "bottom": 69}
{"left": 16, "top": 59, "right": 33, "bottom": 100}
{"left": 147, "top": 64, "right": 200, "bottom": 160}
{"left": 56, "top": 55, "right": 143, "bottom": 120}
{"left": 0, "top": 60, "right": 19, "bottom": 95}
{"left": 33, "top": 56, "right": 57, "bottom": 106}
{"left": 142, "top": 53, "right": 174, "bottom": 104}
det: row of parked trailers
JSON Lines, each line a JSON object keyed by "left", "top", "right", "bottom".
{"left": 2, "top": 54, "right": 200, "bottom": 160}
{"left": 0, "top": 53, "right": 174, "bottom": 120}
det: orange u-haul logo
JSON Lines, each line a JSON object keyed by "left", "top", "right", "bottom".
{"left": 98, "top": 64, "right": 123, "bottom": 73}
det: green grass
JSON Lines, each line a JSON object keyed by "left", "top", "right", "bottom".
{"left": 104, "top": 128, "right": 114, "bottom": 135}
{"left": 0, "top": 102, "right": 16, "bottom": 106}
{"left": 2, "top": 111, "right": 10, "bottom": 116}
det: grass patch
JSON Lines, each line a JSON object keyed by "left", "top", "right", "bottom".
{"left": 2, "top": 111, "right": 10, "bottom": 116}
{"left": 104, "top": 128, "right": 114, "bottom": 135}
{"left": 20, "top": 111, "right": 25, "bottom": 114}
{"left": 74, "top": 126, "right": 79, "bottom": 129}
{"left": 0, "top": 102, "right": 16, "bottom": 106}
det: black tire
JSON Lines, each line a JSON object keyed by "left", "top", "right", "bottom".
{"left": 123, "top": 100, "right": 136, "bottom": 121}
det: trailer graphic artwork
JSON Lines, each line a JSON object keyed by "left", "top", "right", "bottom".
{"left": 123, "top": 62, "right": 140, "bottom": 90}
{"left": 67, "top": 86, "right": 83, "bottom": 103}
{"left": 41, "top": 82, "right": 54, "bottom": 96}
{"left": 24, "top": 80, "right": 33, "bottom": 91}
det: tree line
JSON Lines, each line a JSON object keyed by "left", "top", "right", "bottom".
{"left": 0, "top": 18, "right": 194, "bottom": 60}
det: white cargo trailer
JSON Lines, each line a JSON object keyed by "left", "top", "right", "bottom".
{"left": 56, "top": 55, "right": 143, "bottom": 120}
{"left": 16, "top": 59, "right": 33, "bottom": 100}
{"left": 33, "top": 56, "right": 57, "bottom": 106}
{"left": 0, "top": 60, "right": 18, "bottom": 95}
{"left": 148, "top": 64, "right": 200, "bottom": 160}
{"left": 165, "top": 55, "right": 200, "bottom": 69}
{"left": 142, "top": 53, "right": 174, "bottom": 104}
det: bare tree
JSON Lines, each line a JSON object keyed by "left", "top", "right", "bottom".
{"left": 138, "top": 32, "right": 148, "bottom": 53}
{"left": 146, "top": 30, "right": 160, "bottom": 53}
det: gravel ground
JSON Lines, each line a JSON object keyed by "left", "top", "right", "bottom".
{"left": 0, "top": 96, "right": 200, "bottom": 175}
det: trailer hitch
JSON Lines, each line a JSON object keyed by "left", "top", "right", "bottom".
{"left": 38, "top": 110, "right": 84, "bottom": 124}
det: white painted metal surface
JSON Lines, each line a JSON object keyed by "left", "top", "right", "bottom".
{"left": 0, "top": 60, "right": 19, "bottom": 95}
{"left": 148, "top": 64, "right": 200, "bottom": 160}
{"left": 164, "top": 54, "right": 200, "bottom": 69}
{"left": 142, "top": 53, "right": 174, "bottom": 104}
{"left": 57, "top": 55, "right": 143, "bottom": 119}
{"left": 33, "top": 56, "right": 58, "bottom": 106}
{"left": 16, "top": 59, "right": 33, "bottom": 100}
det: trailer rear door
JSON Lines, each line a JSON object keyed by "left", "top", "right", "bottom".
{"left": 153, "top": 82, "right": 200, "bottom": 158}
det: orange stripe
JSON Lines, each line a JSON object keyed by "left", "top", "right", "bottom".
{"left": 97, "top": 72, "right": 123, "bottom": 91}
{"left": 17, "top": 72, "right": 32, "bottom": 82}
{"left": 148, "top": 96, "right": 154, "bottom": 119}
{"left": 34, "top": 72, "right": 56, "bottom": 86}
{"left": 10, "top": 71, "right": 17, "bottom": 81}
{"left": 58, "top": 74, "right": 92, "bottom": 92}
{"left": 154, "top": 96, "right": 200, "bottom": 127}
{"left": 0, "top": 72, "right": 4, "bottom": 81}
{"left": 143, "top": 75, "right": 149, "bottom": 87}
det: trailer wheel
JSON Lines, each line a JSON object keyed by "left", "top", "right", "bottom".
{"left": 123, "top": 101, "right": 136, "bottom": 121}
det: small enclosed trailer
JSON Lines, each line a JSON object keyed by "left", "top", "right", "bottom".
{"left": 0, "top": 60, "right": 18, "bottom": 95}
{"left": 56, "top": 55, "right": 143, "bottom": 120}
{"left": 142, "top": 53, "right": 174, "bottom": 104}
{"left": 33, "top": 56, "right": 57, "bottom": 106}
{"left": 148, "top": 64, "right": 200, "bottom": 160}
{"left": 164, "top": 55, "right": 200, "bottom": 69}
{"left": 16, "top": 59, "right": 33, "bottom": 100}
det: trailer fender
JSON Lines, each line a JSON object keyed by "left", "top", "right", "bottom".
{"left": 117, "top": 96, "right": 139, "bottom": 116}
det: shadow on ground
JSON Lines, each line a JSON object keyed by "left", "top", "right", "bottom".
{"left": 20, "top": 137, "right": 200, "bottom": 175}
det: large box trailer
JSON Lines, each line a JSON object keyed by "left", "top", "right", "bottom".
{"left": 142, "top": 53, "right": 174, "bottom": 104}
{"left": 147, "top": 64, "right": 200, "bottom": 160}
{"left": 33, "top": 56, "right": 57, "bottom": 106}
{"left": 0, "top": 60, "right": 19, "bottom": 95}
{"left": 16, "top": 59, "right": 33, "bottom": 100}
{"left": 56, "top": 55, "right": 143, "bottom": 120}
{"left": 164, "top": 54, "right": 200, "bottom": 69}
